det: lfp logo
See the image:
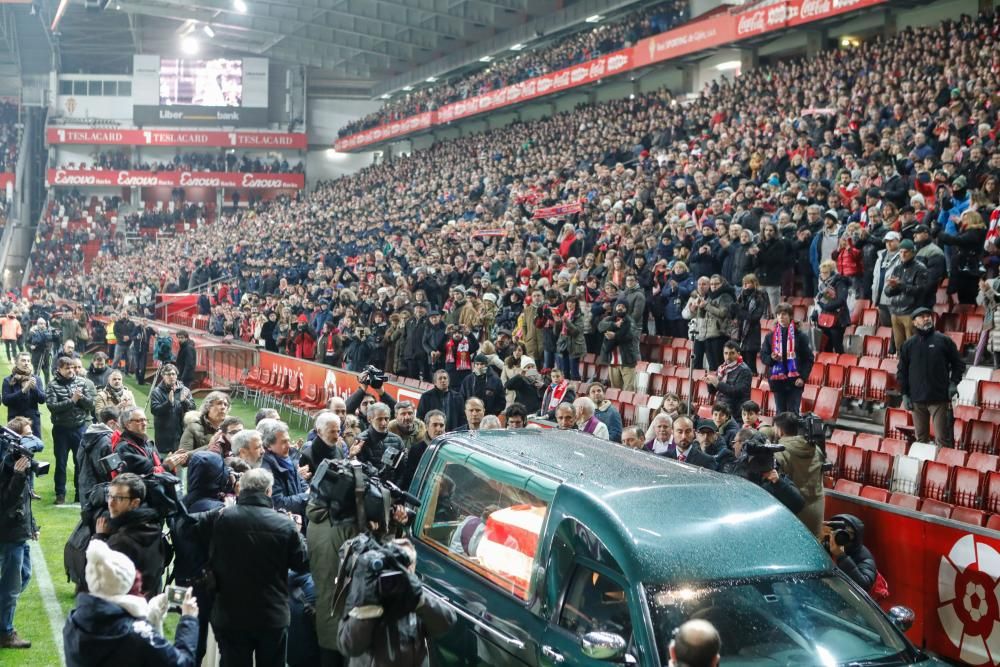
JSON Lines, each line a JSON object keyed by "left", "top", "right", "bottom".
{"left": 938, "top": 534, "right": 1000, "bottom": 664}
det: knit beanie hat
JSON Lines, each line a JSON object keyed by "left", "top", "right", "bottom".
{"left": 86, "top": 540, "right": 135, "bottom": 597}
{"left": 520, "top": 356, "right": 536, "bottom": 370}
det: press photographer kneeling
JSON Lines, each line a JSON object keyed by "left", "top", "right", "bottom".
{"left": 822, "top": 514, "right": 878, "bottom": 595}
{"left": 721, "top": 428, "right": 805, "bottom": 514}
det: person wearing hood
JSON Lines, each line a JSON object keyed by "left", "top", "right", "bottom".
{"left": 598, "top": 298, "right": 638, "bottom": 390}
{"left": 898, "top": 308, "right": 965, "bottom": 447}
{"left": 588, "top": 382, "right": 622, "bottom": 443}
{"left": 86, "top": 352, "right": 113, "bottom": 391}
{"left": 912, "top": 225, "right": 946, "bottom": 307}
{"left": 504, "top": 356, "right": 544, "bottom": 415}
{"left": 701, "top": 275, "right": 736, "bottom": 369}
{"left": 461, "top": 354, "right": 505, "bottom": 416}
{"left": 416, "top": 369, "right": 466, "bottom": 432}
{"left": 148, "top": 363, "right": 196, "bottom": 456}
{"left": 774, "top": 412, "right": 825, "bottom": 537}
{"left": 92, "top": 473, "right": 166, "bottom": 599}
{"left": 63, "top": 540, "right": 199, "bottom": 667}
{"left": 822, "top": 513, "right": 877, "bottom": 594}
{"left": 77, "top": 408, "right": 120, "bottom": 518}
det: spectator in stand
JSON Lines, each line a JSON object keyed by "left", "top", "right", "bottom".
{"left": 86, "top": 352, "right": 113, "bottom": 391}
{"left": 761, "top": 304, "right": 813, "bottom": 416}
{"left": 642, "top": 414, "right": 673, "bottom": 456}
{"left": 504, "top": 356, "right": 544, "bottom": 415}
{"left": 913, "top": 225, "right": 946, "bottom": 308}
{"left": 683, "top": 277, "right": 710, "bottom": 370}
{"left": 813, "top": 260, "right": 851, "bottom": 354}
{"left": 587, "top": 382, "right": 622, "bottom": 443}
{"left": 898, "top": 308, "right": 965, "bottom": 447}
{"left": 755, "top": 222, "right": 786, "bottom": 315}
{"left": 706, "top": 341, "right": 752, "bottom": 423}
{"left": 554, "top": 403, "right": 576, "bottom": 430}
{"left": 539, "top": 367, "right": 575, "bottom": 421}
{"left": 977, "top": 273, "right": 1000, "bottom": 366}
{"left": 621, "top": 426, "right": 644, "bottom": 449}
{"left": 598, "top": 298, "right": 637, "bottom": 390}
{"left": 872, "top": 231, "right": 902, "bottom": 341}
{"left": 112, "top": 312, "right": 135, "bottom": 372}
{"left": 573, "top": 397, "right": 609, "bottom": 440}
{"left": 417, "top": 369, "right": 466, "bottom": 432}
{"left": 180, "top": 391, "right": 230, "bottom": 453}
{"left": 939, "top": 210, "right": 988, "bottom": 304}
{"left": 883, "top": 240, "right": 929, "bottom": 352}
{"left": 661, "top": 261, "right": 695, "bottom": 338}
{"left": 2, "top": 352, "right": 46, "bottom": 440}
{"left": 733, "top": 274, "right": 767, "bottom": 374}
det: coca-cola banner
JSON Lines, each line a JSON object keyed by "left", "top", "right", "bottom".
{"left": 335, "top": 0, "right": 886, "bottom": 152}
{"left": 46, "top": 169, "right": 305, "bottom": 189}
{"left": 46, "top": 127, "right": 308, "bottom": 149}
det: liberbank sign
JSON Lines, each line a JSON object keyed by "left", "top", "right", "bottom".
{"left": 133, "top": 105, "right": 269, "bottom": 127}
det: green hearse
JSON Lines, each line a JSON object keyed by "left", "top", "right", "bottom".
{"left": 409, "top": 429, "right": 943, "bottom": 666}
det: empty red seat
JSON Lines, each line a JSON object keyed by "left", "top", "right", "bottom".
{"left": 965, "top": 314, "right": 985, "bottom": 346}
{"left": 888, "top": 493, "right": 921, "bottom": 510}
{"left": 824, "top": 364, "right": 846, "bottom": 389}
{"left": 824, "top": 443, "right": 841, "bottom": 478}
{"left": 800, "top": 384, "right": 820, "bottom": 414}
{"left": 840, "top": 446, "right": 866, "bottom": 483}
{"left": 969, "top": 453, "right": 1000, "bottom": 473}
{"left": 867, "top": 369, "right": 890, "bottom": 403}
{"left": 834, "top": 479, "right": 863, "bottom": 495}
{"left": 858, "top": 356, "right": 880, "bottom": 370}
{"left": 880, "top": 438, "right": 908, "bottom": 457}
{"left": 860, "top": 486, "right": 890, "bottom": 503}
{"left": 867, "top": 451, "right": 893, "bottom": 489}
{"left": 954, "top": 405, "right": 982, "bottom": 422}
{"left": 854, "top": 433, "right": 881, "bottom": 452}
{"left": 814, "top": 387, "right": 842, "bottom": 422}
{"left": 922, "top": 461, "right": 953, "bottom": 501}
{"left": 968, "top": 420, "right": 998, "bottom": 454}
{"left": 860, "top": 308, "right": 879, "bottom": 327}
{"left": 921, "top": 498, "right": 953, "bottom": 519}
{"left": 952, "top": 507, "right": 987, "bottom": 526}
{"left": 953, "top": 467, "right": 983, "bottom": 509}
{"left": 844, "top": 367, "right": 868, "bottom": 401}
{"left": 979, "top": 381, "right": 1000, "bottom": 409}
{"left": 884, "top": 408, "right": 913, "bottom": 440}
{"left": 937, "top": 448, "right": 969, "bottom": 468}
{"left": 830, "top": 429, "right": 855, "bottom": 447}
{"left": 863, "top": 336, "right": 886, "bottom": 357}
{"left": 807, "top": 363, "right": 826, "bottom": 386}
{"left": 986, "top": 472, "right": 1000, "bottom": 513}
{"left": 988, "top": 515, "right": 1000, "bottom": 531}
{"left": 816, "top": 352, "right": 839, "bottom": 365}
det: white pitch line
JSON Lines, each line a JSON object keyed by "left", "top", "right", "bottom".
{"left": 28, "top": 539, "right": 66, "bottom": 665}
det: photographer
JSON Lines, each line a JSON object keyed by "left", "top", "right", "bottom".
{"left": 722, "top": 428, "right": 805, "bottom": 514}
{"left": 26, "top": 317, "right": 54, "bottom": 386}
{"left": 338, "top": 538, "right": 455, "bottom": 667}
{"left": 0, "top": 426, "right": 36, "bottom": 649}
{"left": 47, "top": 356, "right": 96, "bottom": 505}
{"left": 773, "top": 413, "right": 825, "bottom": 537}
{"left": 822, "top": 514, "right": 877, "bottom": 594}
{"left": 345, "top": 367, "right": 396, "bottom": 430}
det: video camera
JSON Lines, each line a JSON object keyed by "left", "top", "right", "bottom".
{"left": 1, "top": 427, "right": 50, "bottom": 476}
{"left": 799, "top": 412, "right": 827, "bottom": 448}
{"left": 352, "top": 539, "right": 422, "bottom": 619}
{"left": 731, "top": 433, "right": 786, "bottom": 479}
{"left": 360, "top": 365, "right": 387, "bottom": 390}
{"left": 310, "top": 458, "right": 420, "bottom": 530}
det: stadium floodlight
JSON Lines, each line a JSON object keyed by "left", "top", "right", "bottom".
{"left": 233, "top": 0, "right": 248, "bottom": 13}
{"left": 181, "top": 36, "right": 200, "bottom": 55}
{"left": 402, "top": 85, "right": 413, "bottom": 91}
{"left": 380, "top": 93, "right": 391, "bottom": 99}
{"left": 203, "top": 25, "right": 216, "bottom": 38}
{"left": 585, "top": 14, "right": 603, "bottom": 23}
{"left": 426, "top": 76, "right": 437, "bottom": 83}
{"left": 479, "top": 55, "right": 493, "bottom": 62}
{"left": 714, "top": 60, "right": 741, "bottom": 71}
{"left": 510, "top": 43, "right": 526, "bottom": 51}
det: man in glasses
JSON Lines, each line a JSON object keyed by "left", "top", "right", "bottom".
{"left": 92, "top": 472, "right": 165, "bottom": 599}
{"left": 114, "top": 406, "right": 166, "bottom": 476}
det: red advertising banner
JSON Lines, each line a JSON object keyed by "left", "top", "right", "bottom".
{"left": 46, "top": 169, "right": 305, "bottom": 189}
{"left": 826, "top": 492, "right": 1000, "bottom": 664}
{"left": 46, "top": 127, "right": 308, "bottom": 149}
{"left": 334, "top": 0, "right": 886, "bottom": 152}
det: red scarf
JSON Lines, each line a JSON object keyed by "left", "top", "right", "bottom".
{"left": 717, "top": 354, "right": 744, "bottom": 384}
{"left": 547, "top": 379, "right": 569, "bottom": 411}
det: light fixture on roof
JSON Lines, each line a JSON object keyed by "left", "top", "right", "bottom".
{"left": 510, "top": 43, "right": 526, "bottom": 51}
{"left": 181, "top": 35, "right": 200, "bottom": 55}
{"left": 585, "top": 14, "right": 603, "bottom": 23}
{"left": 380, "top": 93, "right": 391, "bottom": 99}
{"left": 402, "top": 85, "right": 413, "bottom": 91}
{"left": 202, "top": 25, "right": 216, "bottom": 38}
{"left": 426, "top": 76, "right": 437, "bottom": 83}
{"left": 233, "top": 0, "right": 248, "bottom": 14}
{"left": 479, "top": 55, "right": 493, "bottom": 62}
{"left": 714, "top": 60, "right": 741, "bottom": 72}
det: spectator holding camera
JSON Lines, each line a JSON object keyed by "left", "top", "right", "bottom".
{"left": 63, "top": 540, "right": 199, "bottom": 667}
{"left": 345, "top": 367, "right": 397, "bottom": 429}
{"left": 597, "top": 298, "right": 638, "bottom": 390}
{"left": 148, "top": 364, "right": 196, "bottom": 456}
{"left": 773, "top": 412, "right": 825, "bottom": 537}
{"left": 822, "top": 514, "right": 877, "bottom": 594}
{"left": 338, "top": 538, "right": 455, "bottom": 667}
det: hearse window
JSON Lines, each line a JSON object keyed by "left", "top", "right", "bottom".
{"left": 419, "top": 460, "right": 550, "bottom": 601}
{"left": 559, "top": 565, "right": 632, "bottom": 641}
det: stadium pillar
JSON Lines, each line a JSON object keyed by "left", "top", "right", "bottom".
{"left": 804, "top": 29, "right": 826, "bottom": 58}
{"left": 883, "top": 8, "right": 897, "bottom": 38}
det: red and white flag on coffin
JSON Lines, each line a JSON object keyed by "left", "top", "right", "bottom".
{"left": 478, "top": 504, "right": 546, "bottom": 597}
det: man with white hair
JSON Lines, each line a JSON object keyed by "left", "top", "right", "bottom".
{"left": 300, "top": 412, "right": 346, "bottom": 476}
{"left": 231, "top": 428, "right": 264, "bottom": 468}
{"left": 573, "top": 396, "right": 609, "bottom": 440}
{"left": 642, "top": 414, "right": 673, "bottom": 455}
{"left": 259, "top": 419, "right": 309, "bottom": 516}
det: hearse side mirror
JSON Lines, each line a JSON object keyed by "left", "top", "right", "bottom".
{"left": 888, "top": 606, "right": 915, "bottom": 632}
{"left": 581, "top": 631, "right": 627, "bottom": 661}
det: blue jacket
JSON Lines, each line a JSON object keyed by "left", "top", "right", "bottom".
{"left": 2, "top": 373, "right": 46, "bottom": 420}
{"left": 595, "top": 404, "right": 623, "bottom": 443}
{"left": 64, "top": 594, "right": 198, "bottom": 667}
{"left": 662, "top": 272, "right": 695, "bottom": 321}
{"left": 261, "top": 450, "right": 309, "bottom": 516}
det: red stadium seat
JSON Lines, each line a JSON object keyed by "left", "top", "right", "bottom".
{"left": 824, "top": 364, "right": 846, "bottom": 389}
{"left": 862, "top": 336, "right": 886, "bottom": 357}
{"left": 879, "top": 438, "right": 908, "bottom": 457}
{"left": 834, "top": 479, "right": 863, "bottom": 496}
{"left": 867, "top": 452, "right": 893, "bottom": 489}
{"left": 800, "top": 384, "right": 820, "bottom": 413}
{"left": 824, "top": 443, "right": 841, "bottom": 478}
{"left": 985, "top": 472, "right": 1000, "bottom": 513}
{"left": 968, "top": 453, "right": 1000, "bottom": 473}
{"left": 858, "top": 356, "right": 880, "bottom": 370}
{"left": 840, "top": 446, "right": 866, "bottom": 483}
{"left": 921, "top": 461, "right": 952, "bottom": 501}
{"left": 844, "top": 367, "right": 867, "bottom": 401}
{"left": 979, "top": 381, "right": 1000, "bottom": 410}
{"left": 813, "top": 387, "right": 841, "bottom": 422}
{"left": 888, "top": 493, "right": 921, "bottom": 511}
{"left": 988, "top": 515, "right": 1000, "bottom": 531}
{"left": 830, "top": 429, "right": 855, "bottom": 447}
{"left": 884, "top": 408, "right": 913, "bottom": 440}
{"left": 860, "top": 486, "right": 890, "bottom": 503}
{"left": 954, "top": 405, "right": 982, "bottom": 423}
{"left": 953, "top": 468, "right": 983, "bottom": 509}
{"left": 936, "top": 448, "right": 969, "bottom": 468}
{"left": 968, "top": 420, "right": 998, "bottom": 454}
{"left": 920, "top": 498, "right": 953, "bottom": 519}
{"left": 952, "top": 507, "right": 987, "bottom": 527}
{"left": 867, "top": 370, "right": 890, "bottom": 403}
{"left": 807, "top": 363, "right": 826, "bottom": 386}
{"left": 854, "top": 434, "right": 881, "bottom": 452}
{"left": 816, "top": 352, "right": 839, "bottom": 365}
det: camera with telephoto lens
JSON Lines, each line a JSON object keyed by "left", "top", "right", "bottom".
{"left": 823, "top": 518, "right": 853, "bottom": 552}
{"left": 310, "top": 459, "right": 420, "bottom": 528}
{"left": 98, "top": 452, "right": 125, "bottom": 478}
{"left": 738, "top": 435, "right": 786, "bottom": 478}
{"left": 1, "top": 427, "right": 50, "bottom": 476}
{"left": 361, "top": 365, "right": 386, "bottom": 390}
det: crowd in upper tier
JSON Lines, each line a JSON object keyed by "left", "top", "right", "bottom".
{"left": 337, "top": 0, "right": 689, "bottom": 138}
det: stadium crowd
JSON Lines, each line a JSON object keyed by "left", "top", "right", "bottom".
{"left": 35, "top": 13, "right": 1000, "bottom": 392}
{"left": 61, "top": 152, "right": 303, "bottom": 174}
{"left": 337, "top": 0, "right": 689, "bottom": 137}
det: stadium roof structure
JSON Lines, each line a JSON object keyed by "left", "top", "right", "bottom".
{"left": 6, "top": 0, "right": 659, "bottom": 98}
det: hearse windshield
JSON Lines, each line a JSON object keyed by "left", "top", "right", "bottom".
{"left": 647, "top": 573, "right": 920, "bottom": 666}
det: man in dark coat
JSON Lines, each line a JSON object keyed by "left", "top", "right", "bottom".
{"left": 0, "top": 431, "right": 34, "bottom": 649}
{"left": 760, "top": 303, "right": 814, "bottom": 415}
{"left": 258, "top": 419, "right": 309, "bottom": 516}
{"left": 460, "top": 354, "right": 505, "bottom": 416}
{"left": 706, "top": 341, "right": 753, "bottom": 422}
{"left": 898, "top": 308, "right": 965, "bottom": 447}
{"left": 175, "top": 331, "right": 197, "bottom": 389}
{"left": 2, "top": 351, "right": 47, "bottom": 439}
{"left": 92, "top": 473, "right": 166, "bottom": 599}
{"left": 663, "top": 417, "right": 717, "bottom": 470}
{"left": 402, "top": 303, "right": 429, "bottom": 381}
{"left": 824, "top": 513, "right": 877, "bottom": 593}
{"left": 47, "top": 356, "right": 96, "bottom": 504}
{"left": 416, "top": 369, "right": 467, "bottom": 431}
{"left": 195, "top": 467, "right": 309, "bottom": 667}
{"left": 148, "top": 364, "right": 196, "bottom": 455}
{"left": 78, "top": 408, "right": 120, "bottom": 519}
{"left": 597, "top": 300, "right": 638, "bottom": 390}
